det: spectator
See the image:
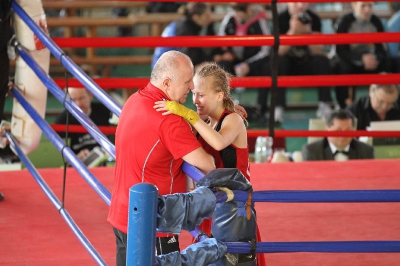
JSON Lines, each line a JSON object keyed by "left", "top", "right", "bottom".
{"left": 215, "top": 3, "right": 272, "bottom": 124}
{"left": 333, "top": 1, "right": 391, "bottom": 108}
{"left": 387, "top": 2, "right": 400, "bottom": 73}
{"left": 347, "top": 83, "right": 400, "bottom": 130}
{"left": 275, "top": 2, "right": 333, "bottom": 123}
{"left": 54, "top": 88, "right": 112, "bottom": 161}
{"left": 151, "top": 2, "right": 214, "bottom": 69}
{"left": 302, "top": 109, "right": 374, "bottom": 161}
{"left": 108, "top": 51, "right": 215, "bottom": 265}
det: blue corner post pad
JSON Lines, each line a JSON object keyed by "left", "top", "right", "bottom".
{"left": 127, "top": 183, "right": 159, "bottom": 266}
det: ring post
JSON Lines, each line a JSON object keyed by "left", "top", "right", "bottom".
{"left": 127, "top": 183, "right": 158, "bottom": 265}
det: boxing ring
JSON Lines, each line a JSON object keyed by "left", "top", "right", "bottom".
{"left": 2, "top": 160, "right": 400, "bottom": 265}
{"left": 2, "top": 0, "right": 400, "bottom": 265}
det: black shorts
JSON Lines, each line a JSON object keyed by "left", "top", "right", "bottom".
{"left": 156, "top": 235, "right": 180, "bottom": 255}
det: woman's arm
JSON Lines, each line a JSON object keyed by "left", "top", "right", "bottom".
{"left": 154, "top": 101, "right": 244, "bottom": 151}
{"left": 193, "top": 113, "right": 243, "bottom": 151}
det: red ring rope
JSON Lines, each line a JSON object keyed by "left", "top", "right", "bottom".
{"left": 54, "top": 74, "right": 400, "bottom": 89}
{"left": 50, "top": 124, "right": 400, "bottom": 138}
{"left": 52, "top": 32, "right": 400, "bottom": 48}
{"left": 60, "top": 0, "right": 398, "bottom": 4}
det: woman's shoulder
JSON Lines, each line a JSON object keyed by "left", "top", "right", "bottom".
{"left": 221, "top": 112, "right": 246, "bottom": 127}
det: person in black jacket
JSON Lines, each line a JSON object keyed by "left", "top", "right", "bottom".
{"left": 215, "top": 3, "right": 272, "bottom": 123}
{"left": 302, "top": 109, "right": 374, "bottom": 161}
{"left": 275, "top": 2, "right": 333, "bottom": 123}
{"left": 332, "top": 2, "right": 391, "bottom": 108}
{"left": 151, "top": 2, "right": 214, "bottom": 69}
{"left": 55, "top": 88, "right": 112, "bottom": 161}
{"left": 347, "top": 83, "right": 400, "bottom": 130}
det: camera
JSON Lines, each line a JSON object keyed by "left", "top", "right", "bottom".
{"left": 298, "top": 12, "right": 311, "bottom": 24}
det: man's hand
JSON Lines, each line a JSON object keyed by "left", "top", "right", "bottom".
{"left": 234, "top": 62, "right": 250, "bottom": 77}
{"left": 288, "top": 14, "right": 312, "bottom": 35}
{"left": 77, "top": 148, "right": 90, "bottom": 160}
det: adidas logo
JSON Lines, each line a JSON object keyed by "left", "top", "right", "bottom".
{"left": 167, "top": 236, "right": 177, "bottom": 244}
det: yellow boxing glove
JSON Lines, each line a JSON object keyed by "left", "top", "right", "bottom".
{"left": 165, "top": 101, "right": 199, "bottom": 126}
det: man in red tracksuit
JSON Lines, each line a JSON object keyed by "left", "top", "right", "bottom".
{"left": 108, "top": 50, "right": 215, "bottom": 266}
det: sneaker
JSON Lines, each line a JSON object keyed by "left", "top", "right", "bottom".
{"left": 316, "top": 102, "right": 332, "bottom": 119}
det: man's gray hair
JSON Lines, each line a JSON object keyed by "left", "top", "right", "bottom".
{"left": 150, "top": 50, "right": 191, "bottom": 83}
{"left": 371, "top": 84, "right": 400, "bottom": 95}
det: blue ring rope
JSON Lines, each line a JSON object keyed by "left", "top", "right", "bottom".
{"left": 233, "top": 189, "right": 400, "bottom": 203}
{"left": 183, "top": 163, "right": 400, "bottom": 203}
{"left": 182, "top": 162, "right": 400, "bottom": 253}
{"left": 11, "top": 0, "right": 122, "bottom": 117}
{"left": 4, "top": 131, "right": 107, "bottom": 265}
{"left": 10, "top": 87, "right": 111, "bottom": 205}
{"left": 225, "top": 241, "right": 400, "bottom": 253}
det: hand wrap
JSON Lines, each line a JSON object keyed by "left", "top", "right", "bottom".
{"left": 166, "top": 101, "right": 199, "bottom": 126}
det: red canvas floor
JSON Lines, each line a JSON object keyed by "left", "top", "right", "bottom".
{"left": 1, "top": 159, "right": 400, "bottom": 265}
